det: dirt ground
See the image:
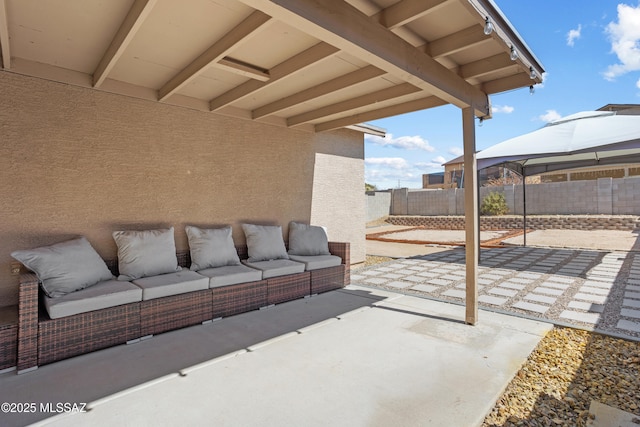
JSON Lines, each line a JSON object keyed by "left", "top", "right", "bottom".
{"left": 365, "top": 225, "right": 640, "bottom": 257}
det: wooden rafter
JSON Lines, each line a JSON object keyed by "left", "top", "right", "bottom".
{"left": 159, "top": 10, "right": 271, "bottom": 101}
{"left": 377, "top": 0, "right": 451, "bottom": 30}
{"left": 237, "top": 0, "right": 490, "bottom": 118}
{"left": 209, "top": 42, "right": 339, "bottom": 111}
{"left": 287, "top": 83, "right": 421, "bottom": 126}
{"left": 427, "top": 25, "right": 491, "bottom": 59}
{"left": 482, "top": 73, "right": 534, "bottom": 95}
{"left": 93, "top": 0, "right": 157, "bottom": 87}
{"left": 459, "top": 53, "right": 515, "bottom": 79}
{"left": 462, "top": 0, "right": 544, "bottom": 81}
{"left": 252, "top": 65, "right": 385, "bottom": 119}
{"left": 314, "top": 96, "right": 447, "bottom": 132}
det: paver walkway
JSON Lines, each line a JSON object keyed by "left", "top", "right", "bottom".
{"left": 353, "top": 246, "right": 640, "bottom": 340}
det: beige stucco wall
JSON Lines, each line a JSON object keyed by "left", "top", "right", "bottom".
{"left": 0, "top": 71, "right": 365, "bottom": 307}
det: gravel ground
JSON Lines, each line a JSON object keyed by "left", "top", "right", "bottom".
{"left": 482, "top": 327, "right": 640, "bottom": 427}
{"left": 356, "top": 256, "right": 640, "bottom": 427}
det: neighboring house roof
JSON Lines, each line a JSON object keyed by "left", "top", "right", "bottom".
{"left": 597, "top": 104, "right": 640, "bottom": 115}
{"left": 443, "top": 155, "right": 464, "bottom": 166}
{"left": 0, "top": 0, "right": 543, "bottom": 132}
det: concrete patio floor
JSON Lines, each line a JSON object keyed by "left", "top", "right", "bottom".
{"left": 0, "top": 286, "right": 551, "bottom": 427}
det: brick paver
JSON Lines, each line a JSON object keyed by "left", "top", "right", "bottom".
{"left": 355, "top": 246, "right": 640, "bottom": 340}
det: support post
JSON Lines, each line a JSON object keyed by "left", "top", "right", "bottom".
{"left": 462, "top": 106, "right": 478, "bottom": 325}
{"left": 522, "top": 170, "right": 527, "bottom": 247}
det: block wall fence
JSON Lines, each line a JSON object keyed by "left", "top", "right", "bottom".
{"left": 366, "top": 177, "right": 640, "bottom": 230}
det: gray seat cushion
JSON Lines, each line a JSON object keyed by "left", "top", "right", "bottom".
{"left": 197, "top": 264, "right": 263, "bottom": 288}
{"left": 44, "top": 279, "right": 142, "bottom": 319}
{"left": 242, "top": 259, "right": 305, "bottom": 279}
{"left": 288, "top": 254, "right": 342, "bottom": 271}
{"left": 132, "top": 270, "right": 209, "bottom": 300}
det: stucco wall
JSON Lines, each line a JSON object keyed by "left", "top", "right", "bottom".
{"left": 0, "top": 72, "right": 365, "bottom": 306}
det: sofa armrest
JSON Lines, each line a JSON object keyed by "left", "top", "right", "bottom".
{"left": 328, "top": 241, "right": 350, "bottom": 285}
{"left": 17, "top": 272, "right": 39, "bottom": 372}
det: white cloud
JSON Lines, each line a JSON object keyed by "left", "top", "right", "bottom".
{"left": 415, "top": 156, "right": 447, "bottom": 170}
{"left": 492, "top": 105, "right": 515, "bottom": 114}
{"left": 364, "top": 157, "right": 408, "bottom": 169}
{"left": 637, "top": 77, "right": 640, "bottom": 89}
{"left": 539, "top": 110, "right": 562, "bottom": 123}
{"left": 365, "top": 156, "right": 446, "bottom": 189}
{"left": 604, "top": 4, "right": 640, "bottom": 80}
{"left": 364, "top": 133, "right": 435, "bottom": 151}
{"left": 567, "top": 24, "right": 582, "bottom": 46}
{"left": 448, "top": 147, "right": 463, "bottom": 156}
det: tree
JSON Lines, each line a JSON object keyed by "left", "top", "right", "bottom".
{"left": 365, "top": 183, "right": 378, "bottom": 192}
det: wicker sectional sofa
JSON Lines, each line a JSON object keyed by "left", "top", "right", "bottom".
{"left": 14, "top": 226, "right": 350, "bottom": 373}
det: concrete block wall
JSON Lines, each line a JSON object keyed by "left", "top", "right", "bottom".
{"left": 406, "top": 189, "right": 453, "bottom": 215}
{"left": 366, "top": 191, "right": 391, "bottom": 222}
{"left": 613, "top": 176, "right": 640, "bottom": 214}
{"left": 518, "top": 181, "right": 598, "bottom": 215}
{"left": 391, "top": 188, "right": 409, "bottom": 215}
{"left": 380, "top": 177, "right": 640, "bottom": 217}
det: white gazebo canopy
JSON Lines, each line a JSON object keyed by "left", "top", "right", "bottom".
{"left": 477, "top": 111, "right": 640, "bottom": 175}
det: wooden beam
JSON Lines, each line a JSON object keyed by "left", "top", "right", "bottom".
{"left": 377, "top": 0, "right": 451, "bottom": 30}
{"left": 252, "top": 65, "right": 385, "bottom": 119}
{"left": 216, "top": 57, "right": 270, "bottom": 82}
{"left": 237, "top": 0, "right": 490, "bottom": 117}
{"left": 462, "top": 105, "right": 478, "bottom": 325}
{"left": 209, "top": 42, "right": 338, "bottom": 111}
{"left": 93, "top": 0, "right": 157, "bottom": 87}
{"left": 288, "top": 83, "right": 420, "bottom": 126}
{"left": 0, "top": 0, "right": 9, "bottom": 69}
{"left": 482, "top": 72, "right": 534, "bottom": 94}
{"left": 459, "top": 53, "right": 515, "bottom": 79}
{"left": 158, "top": 10, "right": 271, "bottom": 101}
{"left": 314, "top": 96, "right": 447, "bottom": 132}
{"left": 427, "top": 25, "right": 491, "bottom": 59}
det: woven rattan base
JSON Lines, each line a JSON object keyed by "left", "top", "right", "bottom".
{"left": 38, "top": 303, "right": 140, "bottom": 366}
{"left": 310, "top": 265, "right": 345, "bottom": 294}
{"left": 267, "top": 272, "right": 311, "bottom": 305}
{"left": 0, "top": 325, "right": 17, "bottom": 371}
{"left": 212, "top": 280, "right": 268, "bottom": 318}
{"left": 140, "top": 289, "right": 213, "bottom": 336}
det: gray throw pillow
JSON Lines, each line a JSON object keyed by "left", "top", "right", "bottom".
{"left": 113, "top": 227, "right": 181, "bottom": 281}
{"left": 185, "top": 225, "right": 240, "bottom": 271}
{"left": 11, "top": 237, "right": 114, "bottom": 298}
{"left": 288, "top": 222, "right": 330, "bottom": 256}
{"left": 241, "top": 224, "right": 289, "bottom": 262}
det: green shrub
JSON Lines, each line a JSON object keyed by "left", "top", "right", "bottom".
{"left": 480, "top": 192, "right": 509, "bottom": 216}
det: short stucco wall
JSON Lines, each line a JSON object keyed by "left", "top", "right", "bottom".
{"left": 0, "top": 72, "right": 365, "bottom": 306}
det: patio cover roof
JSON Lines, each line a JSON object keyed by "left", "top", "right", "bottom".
{"left": 0, "top": 0, "right": 543, "bottom": 132}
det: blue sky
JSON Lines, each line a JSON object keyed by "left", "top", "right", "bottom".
{"left": 365, "top": 0, "right": 640, "bottom": 189}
